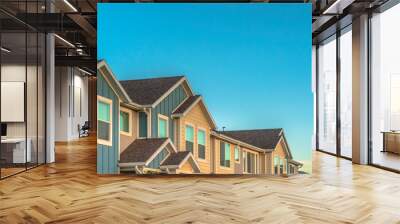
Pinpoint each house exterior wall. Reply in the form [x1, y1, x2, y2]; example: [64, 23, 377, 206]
[271, 139, 289, 175]
[234, 146, 243, 174]
[119, 106, 138, 153]
[151, 84, 187, 141]
[97, 70, 120, 174]
[178, 103, 212, 173]
[265, 153, 273, 175]
[178, 161, 194, 173]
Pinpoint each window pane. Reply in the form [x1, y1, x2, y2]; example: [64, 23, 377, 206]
[318, 36, 337, 154]
[234, 146, 239, 161]
[371, 4, 400, 171]
[186, 141, 194, 153]
[185, 125, 194, 142]
[98, 101, 110, 122]
[198, 130, 205, 145]
[98, 120, 110, 141]
[120, 111, 129, 133]
[198, 145, 205, 159]
[224, 143, 230, 167]
[158, 118, 167, 137]
[340, 28, 352, 158]
[220, 141, 225, 166]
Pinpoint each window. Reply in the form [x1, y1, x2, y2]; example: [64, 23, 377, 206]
[371, 4, 400, 171]
[120, 108, 131, 136]
[138, 112, 147, 138]
[220, 141, 230, 167]
[243, 151, 247, 172]
[234, 146, 240, 162]
[337, 27, 353, 158]
[317, 35, 337, 154]
[197, 129, 206, 159]
[185, 125, 194, 153]
[97, 96, 112, 146]
[158, 114, 168, 138]
[243, 151, 256, 173]
[274, 156, 280, 175]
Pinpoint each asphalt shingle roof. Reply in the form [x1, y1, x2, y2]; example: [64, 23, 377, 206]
[161, 151, 191, 166]
[172, 95, 201, 115]
[119, 76, 184, 105]
[219, 128, 283, 150]
[120, 138, 168, 163]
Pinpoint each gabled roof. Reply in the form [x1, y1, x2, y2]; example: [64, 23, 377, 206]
[161, 151, 190, 166]
[160, 151, 201, 173]
[119, 138, 176, 166]
[97, 60, 141, 110]
[211, 131, 266, 153]
[119, 76, 190, 106]
[288, 159, 303, 167]
[172, 95, 201, 115]
[219, 129, 283, 150]
[171, 95, 217, 129]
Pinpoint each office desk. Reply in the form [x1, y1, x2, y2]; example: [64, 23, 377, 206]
[382, 131, 400, 154]
[1, 138, 31, 163]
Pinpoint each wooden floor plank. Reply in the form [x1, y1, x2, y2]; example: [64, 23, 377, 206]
[0, 135, 399, 223]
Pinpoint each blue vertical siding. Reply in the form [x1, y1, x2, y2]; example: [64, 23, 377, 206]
[148, 148, 168, 168]
[139, 112, 147, 137]
[97, 68, 119, 174]
[151, 85, 187, 142]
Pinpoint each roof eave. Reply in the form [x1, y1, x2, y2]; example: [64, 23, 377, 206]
[211, 131, 266, 153]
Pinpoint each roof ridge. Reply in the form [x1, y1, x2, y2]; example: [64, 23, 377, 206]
[222, 128, 283, 132]
[119, 75, 185, 82]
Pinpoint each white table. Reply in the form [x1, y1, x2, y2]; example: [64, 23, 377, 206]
[1, 138, 31, 163]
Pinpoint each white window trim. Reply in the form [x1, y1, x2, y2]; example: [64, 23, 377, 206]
[158, 113, 169, 137]
[97, 95, 112, 146]
[197, 127, 207, 161]
[120, 107, 132, 136]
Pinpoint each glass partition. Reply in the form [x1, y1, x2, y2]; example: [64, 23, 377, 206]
[317, 35, 337, 154]
[371, 3, 400, 171]
[0, 2, 46, 179]
[339, 26, 352, 158]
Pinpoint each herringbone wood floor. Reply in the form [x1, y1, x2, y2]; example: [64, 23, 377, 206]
[1, 136, 400, 224]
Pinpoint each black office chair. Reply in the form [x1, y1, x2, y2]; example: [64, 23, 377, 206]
[78, 121, 90, 138]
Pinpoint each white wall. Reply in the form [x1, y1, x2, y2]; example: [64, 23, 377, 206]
[54, 67, 89, 141]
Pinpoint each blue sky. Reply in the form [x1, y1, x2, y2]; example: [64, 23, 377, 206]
[98, 3, 312, 161]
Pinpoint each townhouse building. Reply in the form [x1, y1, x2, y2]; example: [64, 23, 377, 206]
[97, 60, 302, 175]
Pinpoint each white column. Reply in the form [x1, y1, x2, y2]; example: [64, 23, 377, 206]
[46, 32, 55, 163]
[352, 14, 369, 164]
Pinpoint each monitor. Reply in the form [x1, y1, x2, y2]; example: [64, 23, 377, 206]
[1, 123, 7, 137]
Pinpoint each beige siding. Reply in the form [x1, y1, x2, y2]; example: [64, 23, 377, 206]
[271, 139, 289, 175]
[178, 103, 213, 173]
[265, 152, 273, 175]
[120, 107, 138, 153]
[178, 161, 194, 173]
